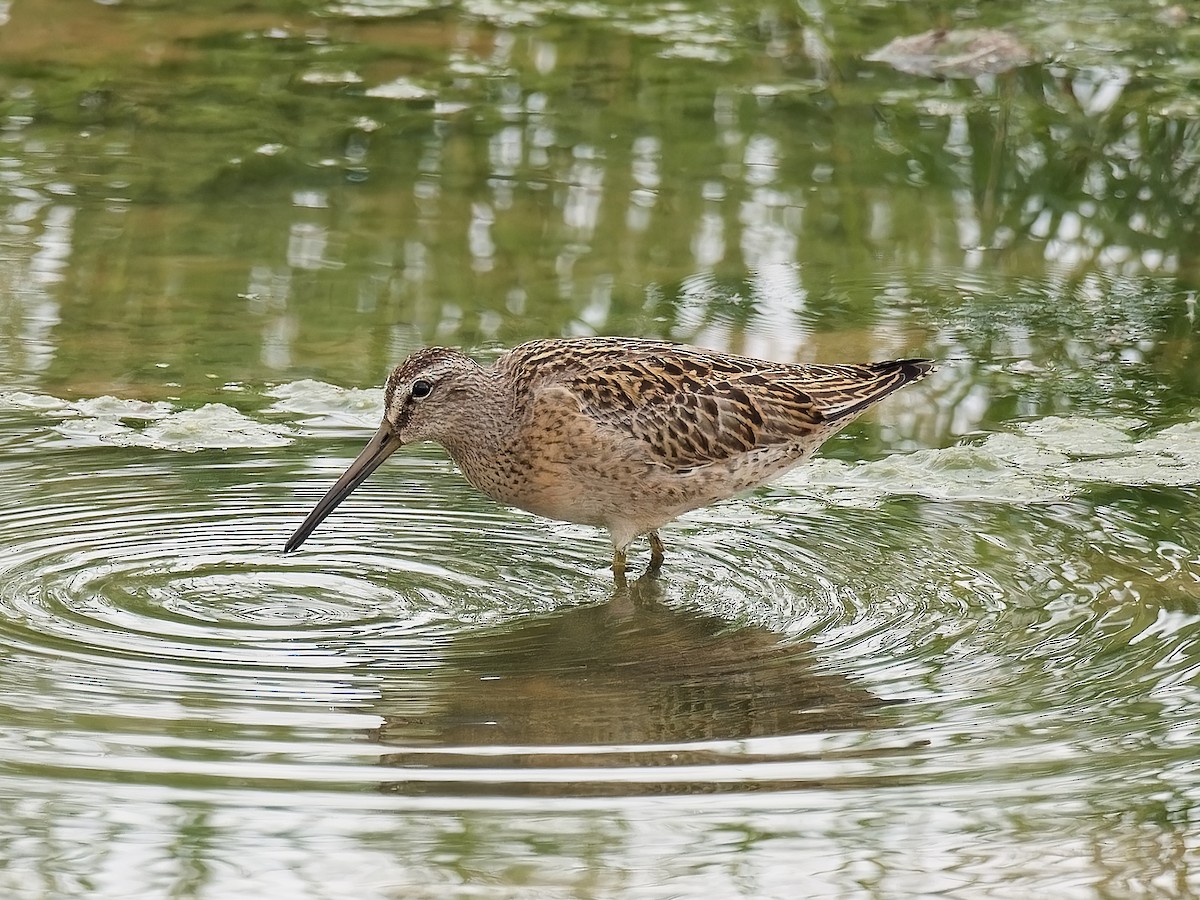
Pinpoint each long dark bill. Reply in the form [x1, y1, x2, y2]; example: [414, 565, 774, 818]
[283, 422, 405, 552]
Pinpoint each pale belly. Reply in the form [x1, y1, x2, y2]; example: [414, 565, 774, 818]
[451, 436, 824, 541]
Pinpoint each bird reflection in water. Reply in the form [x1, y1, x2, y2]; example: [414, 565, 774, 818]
[370, 576, 890, 795]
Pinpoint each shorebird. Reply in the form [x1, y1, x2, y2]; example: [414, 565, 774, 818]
[284, 337, 933, 579]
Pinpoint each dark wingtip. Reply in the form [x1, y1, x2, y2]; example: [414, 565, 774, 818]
[874, 357, 936, 382]
[818, 357, 937, 422]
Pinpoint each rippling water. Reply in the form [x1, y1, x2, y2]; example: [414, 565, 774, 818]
[4, 0, 1200, 891]
[2, 378, 1198, 895]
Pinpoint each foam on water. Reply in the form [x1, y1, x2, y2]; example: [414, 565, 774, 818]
[2, 390, 296, 451]
[796, 414, 1200, 505]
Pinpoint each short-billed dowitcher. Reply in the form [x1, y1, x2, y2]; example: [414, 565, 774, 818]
[284, 337, 933, 578]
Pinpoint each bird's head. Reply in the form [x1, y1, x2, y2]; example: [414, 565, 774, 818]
[283, 347, 485, 552]
[381, 347, 486, 445]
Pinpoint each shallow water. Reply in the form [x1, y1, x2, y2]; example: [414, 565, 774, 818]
[2, 0, 1200, 897]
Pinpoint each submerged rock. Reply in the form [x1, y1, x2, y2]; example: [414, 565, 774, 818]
[866, 28, 1036, 79]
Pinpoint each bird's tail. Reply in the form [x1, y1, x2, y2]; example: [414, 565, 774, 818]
[814, 358, 936, 422]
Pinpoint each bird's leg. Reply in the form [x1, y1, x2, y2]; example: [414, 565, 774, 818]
[647, 531, 665, 572]
[612, 546, 628, 585]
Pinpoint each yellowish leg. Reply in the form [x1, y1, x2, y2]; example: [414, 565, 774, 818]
[612, 546, 628, 584]
[647, 531, 665, 572]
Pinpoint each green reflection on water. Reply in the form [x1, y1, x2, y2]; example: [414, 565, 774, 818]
[1, 0, 1200, 897]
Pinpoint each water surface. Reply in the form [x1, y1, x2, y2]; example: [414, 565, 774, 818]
[1, 0, 1199, 897]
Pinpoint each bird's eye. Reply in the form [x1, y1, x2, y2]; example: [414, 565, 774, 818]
[411, 379, 433, 399]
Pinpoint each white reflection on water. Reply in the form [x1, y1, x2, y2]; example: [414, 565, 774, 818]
[487, 124, 522, 178]
[31, 203, 73, 286]
[563, 144, 604, 237]
[0, 188, 67, 381]
[691, 200, 726, 269]
[0, 784, 1192, 898]
[286, 222, 329, 271]
[467, 201, 495, 272]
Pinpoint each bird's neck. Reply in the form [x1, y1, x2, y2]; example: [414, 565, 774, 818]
[438, 374, 520, 474]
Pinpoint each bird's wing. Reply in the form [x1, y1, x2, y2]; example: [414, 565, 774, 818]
[507, 340, 931, 471]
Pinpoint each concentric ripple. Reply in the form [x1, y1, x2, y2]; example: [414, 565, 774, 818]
[2, 389, 1200, 812]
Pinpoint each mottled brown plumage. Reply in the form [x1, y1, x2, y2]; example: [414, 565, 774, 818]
[285, 337, 934, 578]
